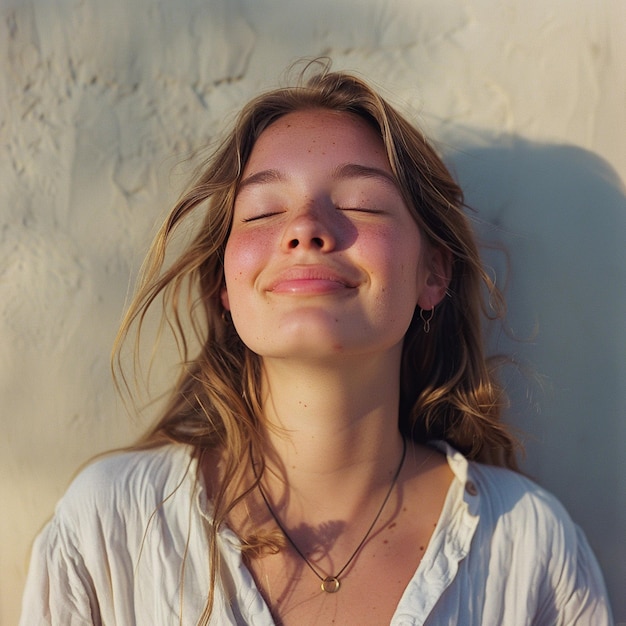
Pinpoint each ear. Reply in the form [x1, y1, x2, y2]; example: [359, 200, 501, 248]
[220, 284, 230, 311]
[417, 246, 451, 309]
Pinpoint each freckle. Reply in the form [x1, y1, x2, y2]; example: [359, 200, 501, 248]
[420, 545, 425, 551]
[383, 539, 388, 544]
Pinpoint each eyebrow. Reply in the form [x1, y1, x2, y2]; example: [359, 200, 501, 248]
[237, 169, 286, 192]
[332, 163, 399, 189]
[237, 163, 399, 193]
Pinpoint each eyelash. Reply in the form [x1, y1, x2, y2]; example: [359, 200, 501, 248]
[338, 207, 382, 213]
[241, 207, 383, 223]
[241, 211, 283, 223]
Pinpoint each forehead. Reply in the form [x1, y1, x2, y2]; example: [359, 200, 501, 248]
[245, 109, 390, 170]
[263, 108, 378, 135]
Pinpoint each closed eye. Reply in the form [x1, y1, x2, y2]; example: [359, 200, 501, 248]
[337, 206, 384, 214]
[241, 211, 284, 223]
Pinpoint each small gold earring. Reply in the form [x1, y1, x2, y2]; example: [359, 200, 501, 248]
[420, 307, 434, 334]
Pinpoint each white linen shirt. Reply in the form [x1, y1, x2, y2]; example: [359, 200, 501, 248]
[20, 444, 613, 625]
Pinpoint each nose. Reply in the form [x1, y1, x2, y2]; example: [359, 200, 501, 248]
[281, 206, 336, 252]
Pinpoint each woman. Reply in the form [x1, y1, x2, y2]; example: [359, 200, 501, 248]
[21, 67, 613, 625]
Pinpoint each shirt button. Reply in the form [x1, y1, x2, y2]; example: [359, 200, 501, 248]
[465, 481, 478, 496]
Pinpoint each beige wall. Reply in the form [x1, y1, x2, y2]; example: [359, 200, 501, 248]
[2, 1, 625, 623]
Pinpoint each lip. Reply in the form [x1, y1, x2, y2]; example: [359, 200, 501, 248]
[267, 265, 359, 295]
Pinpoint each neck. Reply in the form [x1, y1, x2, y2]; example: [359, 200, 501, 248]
[255, 352, 405, 519]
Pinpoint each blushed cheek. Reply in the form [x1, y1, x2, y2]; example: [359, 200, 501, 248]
[224, 236, 248, 278]
[223, 231, 270, 289]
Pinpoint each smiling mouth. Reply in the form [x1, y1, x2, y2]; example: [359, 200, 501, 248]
[268, 267, 358, 295]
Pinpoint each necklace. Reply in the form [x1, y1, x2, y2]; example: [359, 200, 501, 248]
[252, 438, 407, 593]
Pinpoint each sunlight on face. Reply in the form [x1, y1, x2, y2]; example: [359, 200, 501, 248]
[222, 109, 436, 363]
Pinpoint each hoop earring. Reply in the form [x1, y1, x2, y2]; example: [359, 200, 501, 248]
[420, 307, 434, 334]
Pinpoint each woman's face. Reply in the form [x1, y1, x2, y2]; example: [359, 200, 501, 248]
[222, 108, 447, 362]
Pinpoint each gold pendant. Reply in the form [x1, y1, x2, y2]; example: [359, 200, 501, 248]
[321, 576, 340, 593]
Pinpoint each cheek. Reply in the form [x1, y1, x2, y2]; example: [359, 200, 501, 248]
[224, 232, 266, 285]
[223, 228, 278, 314]
[359, 226, 423, 287]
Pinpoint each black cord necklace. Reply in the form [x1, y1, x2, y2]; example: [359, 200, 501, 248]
[252, 438, 407, 593]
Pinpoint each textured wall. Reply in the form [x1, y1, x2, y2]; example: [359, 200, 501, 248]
[2, 1, 625, 623]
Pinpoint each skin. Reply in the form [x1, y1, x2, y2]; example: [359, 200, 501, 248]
[223, 109, 442, 362]
[218, 109, 453, 625]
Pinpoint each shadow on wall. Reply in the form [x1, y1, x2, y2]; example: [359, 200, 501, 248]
[444, 130, 626, 621]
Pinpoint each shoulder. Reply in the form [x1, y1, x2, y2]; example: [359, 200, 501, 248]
[440, 446, 613, 622]
[21, 445, 212, 624]
[443, 444, 574, 533]
[472, 462, 578, 541]
[56, 444, 197, 527]
[443, 444, 596, 573]
[64, 443, 195, 499]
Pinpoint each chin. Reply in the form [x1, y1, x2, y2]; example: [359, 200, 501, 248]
[235, 312, 407, 361]
[248, 337, 350, 360]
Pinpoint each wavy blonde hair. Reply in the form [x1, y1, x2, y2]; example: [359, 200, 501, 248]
[114, 63, 518, 621]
